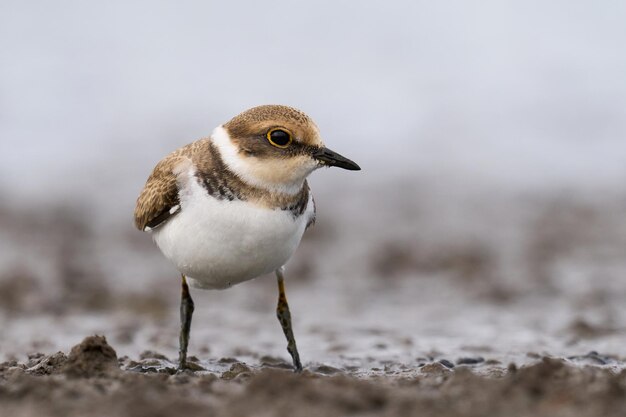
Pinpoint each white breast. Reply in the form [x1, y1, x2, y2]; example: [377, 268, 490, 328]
[152, 167, 313, 290]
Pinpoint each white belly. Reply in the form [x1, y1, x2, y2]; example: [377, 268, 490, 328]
[152, 173, 313, 290]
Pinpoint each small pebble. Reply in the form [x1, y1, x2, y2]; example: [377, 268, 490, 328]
[314, 365, 342, 375]
[218, 357, 239, 364]
[439, 359, 455, 369]
[457, 357, 484, 365]
[221, 363, 251, 380]
[421, 362, 452, 375]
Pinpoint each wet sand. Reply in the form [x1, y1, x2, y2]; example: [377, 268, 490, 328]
[1, 335, 625, 417]
[1, 181, 626, 416]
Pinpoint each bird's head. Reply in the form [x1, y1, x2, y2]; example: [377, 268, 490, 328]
[212, 105, 360, 194]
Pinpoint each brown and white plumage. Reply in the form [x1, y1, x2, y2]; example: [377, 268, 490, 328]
[133, 105, 360, 370]
[134, 105, 334, 232]
[134, 140, 204, 231]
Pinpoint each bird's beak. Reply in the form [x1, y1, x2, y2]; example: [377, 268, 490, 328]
[312, 147, 361, 171]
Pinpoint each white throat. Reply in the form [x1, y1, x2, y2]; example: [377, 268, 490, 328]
[211, 125, 315, 195]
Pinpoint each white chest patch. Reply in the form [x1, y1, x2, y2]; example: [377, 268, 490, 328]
[152, 167, 313, 290]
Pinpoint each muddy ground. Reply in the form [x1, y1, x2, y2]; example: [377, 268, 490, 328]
[1, 335, 626, 417]
[1, 180, 626, 416]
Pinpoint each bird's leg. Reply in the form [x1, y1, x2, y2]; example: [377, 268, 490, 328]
[178, 274, 195, 371]
[275, 267, 303, 372]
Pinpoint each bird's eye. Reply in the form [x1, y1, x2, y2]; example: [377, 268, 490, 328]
[266, 128, 292, 148]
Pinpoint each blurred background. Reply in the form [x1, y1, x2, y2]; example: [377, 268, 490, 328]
[1, 1, 625, 369]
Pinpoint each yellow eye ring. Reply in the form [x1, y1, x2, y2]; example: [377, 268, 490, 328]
[266, 128, 293, 148]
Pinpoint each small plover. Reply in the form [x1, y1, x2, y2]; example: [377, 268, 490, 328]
[134, 105, 360, 371]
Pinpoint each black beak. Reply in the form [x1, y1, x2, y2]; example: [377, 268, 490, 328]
[313, 147, 361, 171]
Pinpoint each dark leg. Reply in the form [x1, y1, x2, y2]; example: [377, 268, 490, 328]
[178, 274, 195, 371]
[275, 267, 303, 372]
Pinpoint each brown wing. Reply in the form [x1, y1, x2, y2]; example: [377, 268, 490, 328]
[133, 158, 182, 231]
[135, 139, 210, 230]
[134, 141, 208, 231]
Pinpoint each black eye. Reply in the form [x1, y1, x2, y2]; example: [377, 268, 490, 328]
[267, 128, 292, 148]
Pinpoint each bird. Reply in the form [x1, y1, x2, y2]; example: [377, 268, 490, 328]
[134, 105, 360, 372]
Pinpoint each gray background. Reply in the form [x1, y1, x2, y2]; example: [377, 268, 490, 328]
[2, 0, 625, 202]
